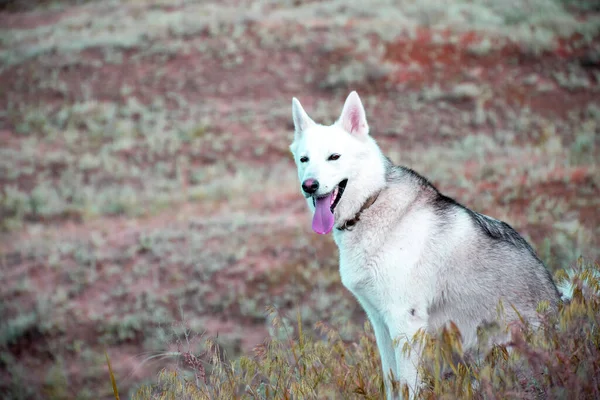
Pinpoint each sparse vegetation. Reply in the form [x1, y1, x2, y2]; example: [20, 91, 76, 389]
[0, 0, 598, 398]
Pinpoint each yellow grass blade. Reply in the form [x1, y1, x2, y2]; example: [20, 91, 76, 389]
[105, 350, 121, 400]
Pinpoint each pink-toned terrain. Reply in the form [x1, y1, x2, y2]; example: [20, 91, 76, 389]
[0, 1, 598, 398]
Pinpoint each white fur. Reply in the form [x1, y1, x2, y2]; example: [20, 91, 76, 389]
[291, 92, 430, 398]
[291, 93, 386, 220]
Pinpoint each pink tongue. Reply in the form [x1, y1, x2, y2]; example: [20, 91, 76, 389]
[312, 194, 335, 234]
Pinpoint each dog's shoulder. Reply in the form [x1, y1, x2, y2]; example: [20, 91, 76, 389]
[431, 192, 535, 252]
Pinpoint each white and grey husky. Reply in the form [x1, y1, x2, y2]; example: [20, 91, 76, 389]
[289, 91, 561, 399]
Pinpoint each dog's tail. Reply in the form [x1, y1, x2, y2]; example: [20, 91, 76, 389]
[555, 260, 600, 303]
[557, 278, 576, 303]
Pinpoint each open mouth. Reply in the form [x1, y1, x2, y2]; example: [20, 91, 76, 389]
[312, 179, 348, 212]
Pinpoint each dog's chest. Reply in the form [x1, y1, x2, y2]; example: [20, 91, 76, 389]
[334, 222, 424, 305]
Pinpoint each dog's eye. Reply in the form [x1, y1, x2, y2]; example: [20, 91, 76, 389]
[300, 156, 309, 163]
[328, 154, 341, 161]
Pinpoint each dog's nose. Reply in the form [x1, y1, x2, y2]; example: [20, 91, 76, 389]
[302, 178, 319, 194]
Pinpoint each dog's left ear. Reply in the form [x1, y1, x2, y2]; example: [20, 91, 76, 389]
[292, 97, 315, 136]
[338, 91, 369, 139]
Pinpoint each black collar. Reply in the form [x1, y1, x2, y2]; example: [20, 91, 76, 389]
[337, 191, 381, 231]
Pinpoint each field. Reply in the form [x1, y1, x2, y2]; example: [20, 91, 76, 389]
[1, 0, 599, 398]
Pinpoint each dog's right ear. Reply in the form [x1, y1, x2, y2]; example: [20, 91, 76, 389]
[292, 97, 315, 136]
[338, 91, 369, 139]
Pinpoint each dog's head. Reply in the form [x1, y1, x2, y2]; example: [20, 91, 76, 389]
[289, 91, 386, 234]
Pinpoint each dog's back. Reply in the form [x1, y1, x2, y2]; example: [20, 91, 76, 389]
[384, 162, 560, 347]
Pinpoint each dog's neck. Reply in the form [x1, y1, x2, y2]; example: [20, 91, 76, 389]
[337, 190, 381, 231]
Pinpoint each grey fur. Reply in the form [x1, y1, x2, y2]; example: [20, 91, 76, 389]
[379, 160, 560, 347]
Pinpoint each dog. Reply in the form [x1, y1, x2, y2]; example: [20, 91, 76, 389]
[289, 91, 561, 399]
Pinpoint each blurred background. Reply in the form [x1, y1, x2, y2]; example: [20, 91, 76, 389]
[0, 0, 598, 398]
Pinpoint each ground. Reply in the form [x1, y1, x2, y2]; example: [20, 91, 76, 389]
[0, 0, 599, 398]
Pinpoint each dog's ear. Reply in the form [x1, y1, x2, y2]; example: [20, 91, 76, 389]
[292, 97, 315, 135]
[338, 91, 369, 139]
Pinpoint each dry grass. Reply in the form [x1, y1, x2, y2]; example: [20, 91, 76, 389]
[125, 260, 600, 399]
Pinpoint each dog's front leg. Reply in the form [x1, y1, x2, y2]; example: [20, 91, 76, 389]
[387, 307, 427, 399]
[365, 311, 397, 399]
